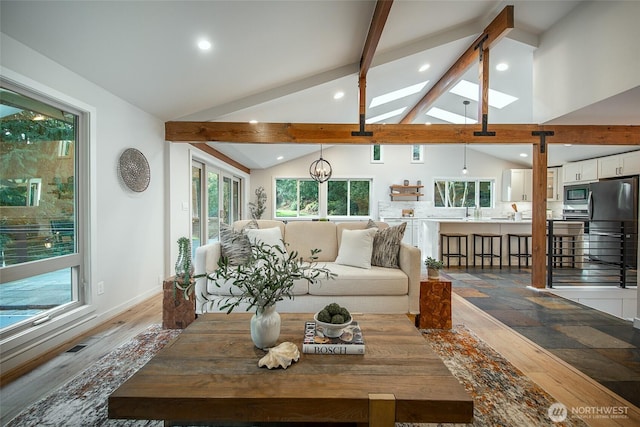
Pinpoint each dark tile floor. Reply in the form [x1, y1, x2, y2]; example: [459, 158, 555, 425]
[444, 267, 640, 408]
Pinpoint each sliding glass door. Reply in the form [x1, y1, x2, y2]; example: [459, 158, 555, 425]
[191, 161, 241, 254]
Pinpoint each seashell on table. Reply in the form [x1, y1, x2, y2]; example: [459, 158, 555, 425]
[258, 341, 300, 369]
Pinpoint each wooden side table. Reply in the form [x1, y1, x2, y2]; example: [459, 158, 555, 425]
[417, 277, 452, 329]
[162, 277, 196, 329]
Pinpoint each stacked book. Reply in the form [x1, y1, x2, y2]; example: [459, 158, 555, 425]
[302, 321, 365, 355]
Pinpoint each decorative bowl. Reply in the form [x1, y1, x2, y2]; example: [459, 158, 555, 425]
[314, 312, 352, 338]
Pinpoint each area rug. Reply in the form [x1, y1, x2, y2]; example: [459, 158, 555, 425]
[6, 324, 181, 427]
[7, 324, 587, 427]
[410, 325, 588, 427]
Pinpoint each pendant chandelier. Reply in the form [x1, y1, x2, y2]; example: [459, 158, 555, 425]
[462, 100, 470, 175]
[309, 145, 332, 183]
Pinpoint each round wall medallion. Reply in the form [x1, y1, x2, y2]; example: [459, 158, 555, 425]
[118, 148, 150, 192]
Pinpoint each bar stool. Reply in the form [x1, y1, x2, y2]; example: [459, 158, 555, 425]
[440, 233, 468, 268]
[472, 233, 502, 269]
[507, 233, 532, 268]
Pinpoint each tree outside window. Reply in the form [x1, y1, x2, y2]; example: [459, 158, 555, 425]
[328, 179, 370, 217]
[275, 178, 318, 217]
[434, 179, 493, 208]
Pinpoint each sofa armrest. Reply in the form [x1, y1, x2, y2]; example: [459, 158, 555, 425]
[194, 242, 222, 314]
[398, 243, 421, 314]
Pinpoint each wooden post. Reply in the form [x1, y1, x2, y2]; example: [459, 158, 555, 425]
[369, 393, 396, 427]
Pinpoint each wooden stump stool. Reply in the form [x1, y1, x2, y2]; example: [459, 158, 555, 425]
[162, 277, 196, 329]
[417, 277, 452, 329]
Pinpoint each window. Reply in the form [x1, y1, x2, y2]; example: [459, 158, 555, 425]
[1, 84, 84, 334]
[275, 179, 318, 218]
[275, 178, 371, 218]
[327, 179, 371, 217]
[370, 144, 383, 163]
[434, 178, 493, 208]
[411, 145, 424, 163]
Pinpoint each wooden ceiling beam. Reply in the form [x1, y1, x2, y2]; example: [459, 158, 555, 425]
[355, 0, 393, 135]
[166, 122, 640, 145]
[399, 5, 514, 124]
[189, 142, 251, 174]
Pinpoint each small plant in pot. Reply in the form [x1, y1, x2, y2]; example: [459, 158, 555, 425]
[425, 256, 444, 278]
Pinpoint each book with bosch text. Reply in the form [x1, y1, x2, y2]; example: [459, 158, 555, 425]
[302, 321, 365, 355]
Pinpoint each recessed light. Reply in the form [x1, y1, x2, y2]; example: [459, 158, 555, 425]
[249, 120, 258, 124]
[496, 63, 509, 71]
[197, 40, 212, 50]
[333, 91, 345, 100]
[419, 64, 430, 72]
[425, 122, 432, 126]
[564, 144, 573, 147]
[519, 153, 528, 158]
[277, 156, 284, 161]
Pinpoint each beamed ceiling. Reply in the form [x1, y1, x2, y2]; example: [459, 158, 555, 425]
[2, 0, 638, 171]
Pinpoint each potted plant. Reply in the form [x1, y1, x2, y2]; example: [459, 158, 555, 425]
[425, 256, 444, 278]
[208, 240, 335, 349]
[248, 186, 267, 220]
[173, 237, 196, 299]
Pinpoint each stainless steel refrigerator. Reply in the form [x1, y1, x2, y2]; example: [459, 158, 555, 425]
[588, 176, 638, 268]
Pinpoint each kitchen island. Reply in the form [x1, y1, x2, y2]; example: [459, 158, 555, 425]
[422, 218, 584, 267]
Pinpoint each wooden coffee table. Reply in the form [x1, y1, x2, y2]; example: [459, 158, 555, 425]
[109, 313, 473, 426]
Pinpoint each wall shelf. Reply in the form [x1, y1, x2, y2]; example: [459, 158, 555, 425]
[390, 185, 424, 201]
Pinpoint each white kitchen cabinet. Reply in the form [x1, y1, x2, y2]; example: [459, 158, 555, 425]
[598, 150, 640, 178]
[502, 169, 532, 202]
[547, 167, 563, 201]
[563, 159, 598, 183]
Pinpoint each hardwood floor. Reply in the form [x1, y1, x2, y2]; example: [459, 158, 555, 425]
[2, 291, 639, 426]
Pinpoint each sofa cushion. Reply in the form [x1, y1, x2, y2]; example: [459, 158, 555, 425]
[245, 227, 287, 259]
[219, 221, 257, 265]
[309, 263, 408, 296]
[206, 275, 309, 297]
[335, 228, 377, 269]
[336, 221, 388, 247]
[284, 221, 337, 262]
[367, 220, 406, 268]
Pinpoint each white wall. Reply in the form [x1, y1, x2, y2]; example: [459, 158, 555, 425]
[249, 144, 538, 220]
[1, 33, 167, 370]
[533, 1, 640, 123]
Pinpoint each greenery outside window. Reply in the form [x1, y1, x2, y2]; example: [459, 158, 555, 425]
[327, 179, 371, 217]
[434, 178, 493, 208]
[275, 178, 318, 217]
[1, 83, 84, 335]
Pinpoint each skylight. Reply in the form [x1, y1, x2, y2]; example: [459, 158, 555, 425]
[450, 80, 518, 109]
[425, 107, 478, 124]
[366, 107, 407, 124]
[369, 81, 428, 108]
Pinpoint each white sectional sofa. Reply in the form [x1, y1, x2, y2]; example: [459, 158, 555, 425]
[194, 220, 421, 315]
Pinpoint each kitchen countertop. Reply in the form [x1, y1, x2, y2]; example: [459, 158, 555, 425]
[423, 218, 532, 224]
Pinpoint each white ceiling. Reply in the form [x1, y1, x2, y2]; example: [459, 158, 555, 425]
[1, 0, 638, 170]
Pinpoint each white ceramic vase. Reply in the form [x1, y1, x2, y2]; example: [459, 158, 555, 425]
[250, 305, 281, 349]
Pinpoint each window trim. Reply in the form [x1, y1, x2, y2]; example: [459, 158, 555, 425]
[0, 75, 94, 354]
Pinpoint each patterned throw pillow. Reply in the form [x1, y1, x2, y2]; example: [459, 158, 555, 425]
[368, 221, 407, 268]
[219, 221, 258, 265]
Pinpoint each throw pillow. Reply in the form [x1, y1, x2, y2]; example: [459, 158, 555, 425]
[245, 227, 287, 257]
[370, 222, 407, 268]
[335, 228, 377, 269]
[219, 222, 252, 265]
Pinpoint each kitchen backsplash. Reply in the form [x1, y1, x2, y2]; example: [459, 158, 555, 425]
[378, 200, 564, 220]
